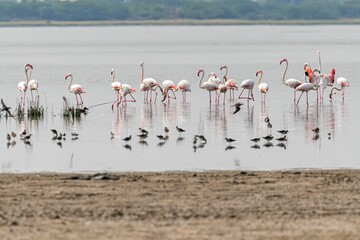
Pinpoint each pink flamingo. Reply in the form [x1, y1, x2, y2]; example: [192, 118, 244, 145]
[139, 62, 161, 102]
[176, 79, 191, 102]
[161, 80, 177, 102]
[26, 63, 40, 106]
[110, 69, 121, 109]
[220, 65, 238, 100]
[238, 77, 255, 101]
[119, 84, 136, 105]
[65, 73, 86, 107]
[329, 77, 349, 100]
[198, 69, 219, 104]
[256, 69, 269, 103]
[295, 83, 317, 105]
[18, 63, 32, 108]
[280, 58, 303, 102]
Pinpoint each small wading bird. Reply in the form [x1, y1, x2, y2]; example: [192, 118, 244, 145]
[176, 126, 185, 133]
[231, 102, 243, 114]
[65, 73, 86, 107]
[225, 138, 236, 144]
[280, 58, 303, 103]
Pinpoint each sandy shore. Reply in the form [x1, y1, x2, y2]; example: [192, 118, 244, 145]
[0, 170, 360, 239]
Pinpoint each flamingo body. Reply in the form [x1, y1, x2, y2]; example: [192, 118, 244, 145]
[162, 80, 177, 102]
[65, 73, 85, 107]
[295, 83, 317, 105]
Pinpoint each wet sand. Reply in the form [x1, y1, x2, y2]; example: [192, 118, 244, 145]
[0, 170, 360, 239]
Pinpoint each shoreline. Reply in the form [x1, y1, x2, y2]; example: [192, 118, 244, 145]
[1, 169, 360, 239]
[1, 19, 360, 27]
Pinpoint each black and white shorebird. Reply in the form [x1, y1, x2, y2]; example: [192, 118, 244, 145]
[250, 137, 260, 143]
[139, 127, 149, 135]
[312, 127, 320, 134]
[123, 135, 132, 142]
[225, 138, 236, 144]
[277, 130, 289, 135]
[275, 135, 287, 141]
[176, 126, 185, 133]
[157, 135, 166, 141]
[231, 102, 243, 114]
[164, 127, 169, 134]
[263, 134, 273, 141]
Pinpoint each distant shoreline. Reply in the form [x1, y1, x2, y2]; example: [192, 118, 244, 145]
[1, 19, 360, 27]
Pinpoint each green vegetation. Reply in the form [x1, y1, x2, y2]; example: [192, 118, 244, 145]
[0, 0, 360, 22]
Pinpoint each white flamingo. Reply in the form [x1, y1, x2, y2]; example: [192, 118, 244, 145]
[238, 77, 255, 101]
[176, 79, 191, 102]
[198, 69, 219, 104]
[26, 63, 40, 106]
[18, 63, 32, 108]
[220, 65, 238, 100]
[139, 62, 161, 102]
[161, 80, 177, 102]
[110, 69, 121, 109]
[217, 79, 228, 105]
[295, 83, 317, 105]
[256, 69, 269, 103]
[65, 73, 86, 107]
[119, 84, 136, 105]
[280, 58, 303, 102]
[329, 77, 350, 100]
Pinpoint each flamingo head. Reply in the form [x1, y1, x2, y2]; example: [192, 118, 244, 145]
[303, 63, 311, 70]
[255, 69, 262, 77]
[208, 72, 217, 78]
[197, 68, 204, 77]
[111, 69, 115, 75]
[140, 61, 144, 67]
[220, 65, 227, 70]
[65, 73, 72, 80]
[24, 63, 33, 70]
[280, 58, 287, 65]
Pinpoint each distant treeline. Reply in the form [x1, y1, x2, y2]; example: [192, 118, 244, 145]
[0, 0, 360, 21]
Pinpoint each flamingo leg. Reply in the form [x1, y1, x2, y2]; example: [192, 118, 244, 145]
[296, 91, 304, 105]
[238, 88, 245, 99]
[209, 91, 212, 104]
[306, 92, 309, 106]
[223, 93, 226, 105]
[251, 89, 254, 101]
[342, 88, 345, 100]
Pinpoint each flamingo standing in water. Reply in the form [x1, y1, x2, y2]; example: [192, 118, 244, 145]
[217, 79, 228, 105]
[176, 79, 191, 102]
[26, 64, 40, 106]
[256, 69, 269, 103]
[65, 73, 86, 107]
[238, 77, 255, 101]
[161, 80, 177, 102]
[18, 63, 32, 108]
[295, 83, 317, 105]
[119, 83, 136, 105]
[280, 58, 303, 102]
[329, 77, 350, 100]
[220, 65, 238, 100]
[110, 69, 121, 109]
[139, 62, 161, 102]
[198, 69, 219, 104]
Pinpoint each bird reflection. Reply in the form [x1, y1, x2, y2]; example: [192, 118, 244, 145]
[139, 140, 148, 146]
[251, 144, 260, 149]
[276, 143, 287, 149]
[176, 137, 185, 143]
[225, 145, 236, 151]
[123, 144, 132, 150]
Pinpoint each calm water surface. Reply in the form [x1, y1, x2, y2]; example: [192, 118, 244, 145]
[0, 25, 359, 173]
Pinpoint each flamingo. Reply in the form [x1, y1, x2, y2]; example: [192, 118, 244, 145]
[217, 78, 228, 105]
[329, 77, 349, 100]
[294, 83, 317, 105]
[176, 79, 191, 102]
[256, 69, 269, 103]
[65, 73, 86, 107]
[110, 69, 121, 109]
[280, 58, 303, 102]
[119, 84, 136, 105]
[18, 63, 32, 108]
[198, 69, 219, 104]
[139, 62, 161, 102]
[238, 77, 255, 101]
[220, 65, 238, 100]
[161, 80, 176, 102]
[26, 63, 40, 106]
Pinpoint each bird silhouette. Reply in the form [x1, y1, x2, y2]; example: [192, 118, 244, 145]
[123, 135, 132, 142]
[176, 126, 185, 133]
[231, 102, 243, 114]
[250, 137, 260, 143]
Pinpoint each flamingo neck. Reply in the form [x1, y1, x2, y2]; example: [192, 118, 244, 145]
[111, 71, 115, 83]
[257, 72, 263, 86]
[140, 64, 144, 84]
[281, 61, 288, 84]
[317, 50, 322, 72]
[67, 75, 73, 91]
[198, 71, 205, 89]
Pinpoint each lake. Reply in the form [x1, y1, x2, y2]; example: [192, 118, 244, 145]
[0, 25, 359, 173]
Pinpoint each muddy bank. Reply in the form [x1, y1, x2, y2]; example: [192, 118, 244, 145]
[0, 170, 359, 239]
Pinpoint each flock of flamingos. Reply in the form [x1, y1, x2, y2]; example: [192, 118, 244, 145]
[16, 50, 349, 112]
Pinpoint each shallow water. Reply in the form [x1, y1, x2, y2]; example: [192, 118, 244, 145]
[0, 25, 359, 173]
